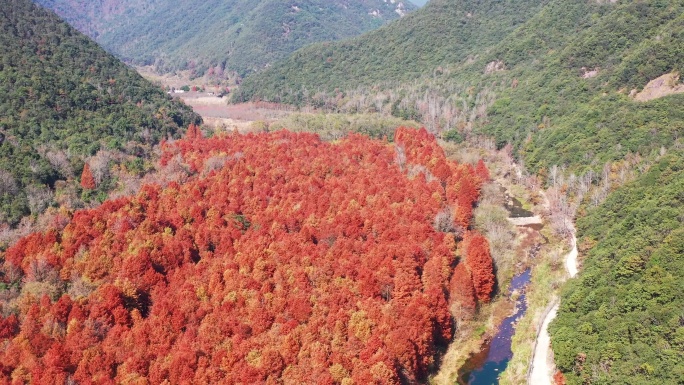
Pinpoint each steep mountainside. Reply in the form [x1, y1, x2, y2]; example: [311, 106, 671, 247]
[478, 0, 684, 172]
[0, 0, 200, 227]
[234, 1, 684, 383]
[551, 150, 684, 384]
[34, 0, 416, 77]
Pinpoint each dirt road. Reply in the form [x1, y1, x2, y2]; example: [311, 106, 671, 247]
[528, 230, 577, 384]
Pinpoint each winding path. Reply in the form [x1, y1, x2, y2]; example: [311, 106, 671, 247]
[564, 225, 578, 278]
[528, 226, 577, 384]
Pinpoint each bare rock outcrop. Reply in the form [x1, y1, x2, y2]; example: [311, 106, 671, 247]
[633, 72, 684, 102]
[485, 60, 505, 74]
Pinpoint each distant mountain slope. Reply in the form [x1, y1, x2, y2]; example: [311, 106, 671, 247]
[234, 0, 549, 101]
[0, 0, 200, 227]
[34, 0, 416, 77]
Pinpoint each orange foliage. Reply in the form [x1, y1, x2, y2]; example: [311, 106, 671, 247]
[0, 127, 491, 383]
[80, 163, 95, 190]
[463, 231, 496, 303]
[553, 370, 567, 385]
[184, 122, 202, 140]
[449, 263, 477, 315]
[475, 159, 491, 182]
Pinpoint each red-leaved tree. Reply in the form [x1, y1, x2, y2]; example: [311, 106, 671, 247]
[463, 231, 495, 303]
[80, 163, 96, 190]
[0, 127, 492, 384]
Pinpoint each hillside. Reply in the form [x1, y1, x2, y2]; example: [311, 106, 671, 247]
[233, 0, 684, 383]
[34, 0, 416, 78]
[234, 0, 550, 102]
[479, 0, 684, 172]
[550, 150, 684, 384]
[0, 0, 200, 227]
[237, 0, 684, 173]
[0, 128, 494, 383]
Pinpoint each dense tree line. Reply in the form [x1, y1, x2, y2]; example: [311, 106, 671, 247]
[0, 127, 494, 383]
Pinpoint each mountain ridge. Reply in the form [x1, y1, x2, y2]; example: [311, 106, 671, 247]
[34, 0, 417, 78]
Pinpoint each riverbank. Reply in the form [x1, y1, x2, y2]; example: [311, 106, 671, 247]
[430, 146, 534, 385]
[494, 184, 571, 385]
[528, 228, 577, 384]
[430, 298, 518, 384]
[428, 144, 577, 385]
[457, 269, 532, 384]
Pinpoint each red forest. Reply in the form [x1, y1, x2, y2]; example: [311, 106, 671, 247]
[0, 127, 493, 384]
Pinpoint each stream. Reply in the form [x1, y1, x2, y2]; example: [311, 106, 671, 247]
[456, 186, 541, 384]
[457, 269, 531, 385]
[503, 189, 534, 218]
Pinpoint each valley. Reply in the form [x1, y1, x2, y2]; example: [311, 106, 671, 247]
[170, 95, 289, 132]
[36, 0, 416, 78]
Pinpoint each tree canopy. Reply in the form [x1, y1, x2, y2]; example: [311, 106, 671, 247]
[0, 128, 494, 383]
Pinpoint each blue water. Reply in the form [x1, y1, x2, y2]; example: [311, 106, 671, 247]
[458, 269, 531, 384]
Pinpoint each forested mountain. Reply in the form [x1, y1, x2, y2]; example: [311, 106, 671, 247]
[551, 150, 684, 384]
[0, 0, 200, 227]
[0, 127, 494, 383]
[33, 0, 416, 77]
[234, 0, 684, 383]
[238, 0, 684, 179]
[234, 0, 550, 100]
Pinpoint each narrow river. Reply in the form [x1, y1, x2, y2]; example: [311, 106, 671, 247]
[457, 269, 531, 384]
[456, 187, 542, 384]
